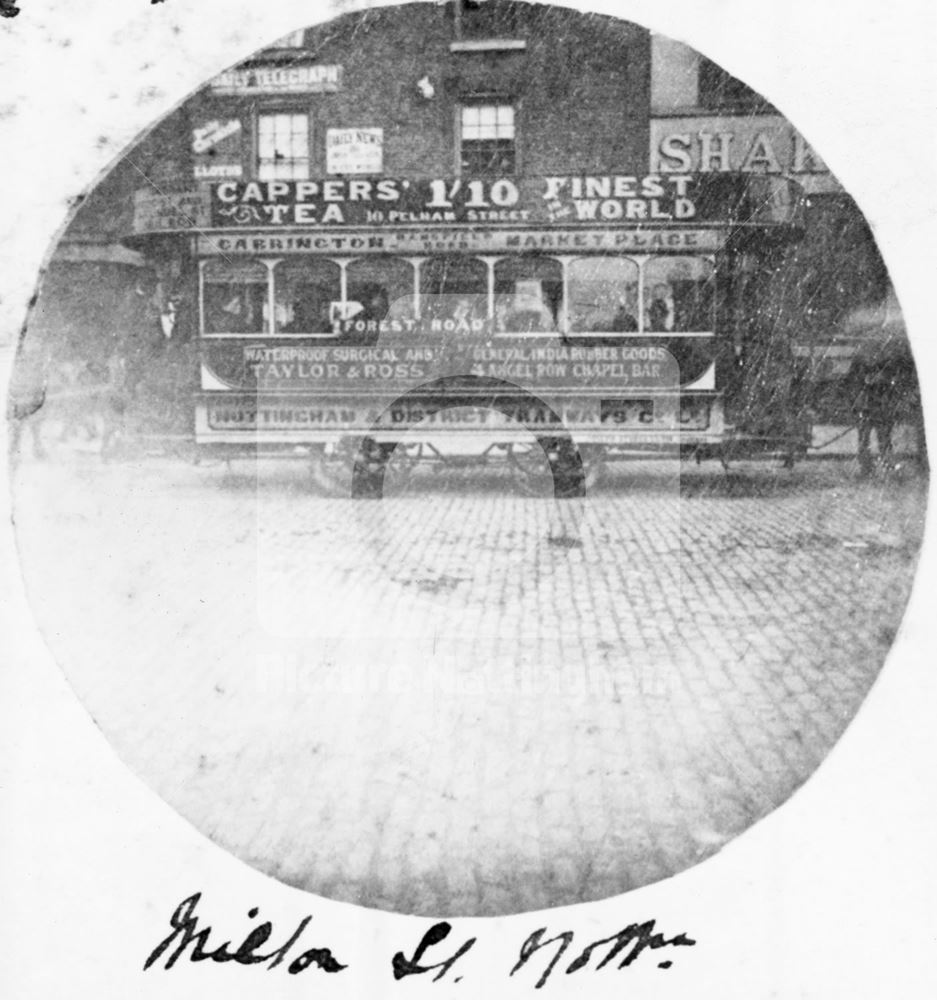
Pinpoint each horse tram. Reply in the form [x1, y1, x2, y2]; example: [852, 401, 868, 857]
[128, 171, 809, 496]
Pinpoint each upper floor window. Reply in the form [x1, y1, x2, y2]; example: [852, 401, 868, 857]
[456, 0, 521, 41]
[459, 103, 515, 175]
[270, 29, 306, 49]
[257, 113, 310, 180]
[697, 57, 770, 112]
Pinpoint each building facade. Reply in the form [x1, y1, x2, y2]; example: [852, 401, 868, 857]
[649, 32, 891, 410]
[32, 1, 884, 443]
[183, 3, 651, 185]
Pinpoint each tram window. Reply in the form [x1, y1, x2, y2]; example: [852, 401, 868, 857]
[346, 258, 416, 324]
[493, 256, 562, 333]
[202, 261, 267, 334]
[567, 257, 639, 334]
[644, 256, 715, 332]
[273, 259, 342, 334]
[420, 256, 488, 326]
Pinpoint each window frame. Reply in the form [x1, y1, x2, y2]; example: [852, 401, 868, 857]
[696, 56, 774, 114]
[456, 98, 518, 177]
[272, 257, 345, 338]
[254, 107, 313, 181]
[199, 258, 272, 337]
[642, 254, 717, 336]
[197, 252, 719, 340]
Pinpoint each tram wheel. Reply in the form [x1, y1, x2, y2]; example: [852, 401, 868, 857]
[308, 441, 356, 497]
[351, 437, 390, 499]
[382, 442, 420, 494]
[545, 438, 586, 499]
[580, 445, 607, 491]
[509, 438, 587, 498]
[508, 441, 554, 497]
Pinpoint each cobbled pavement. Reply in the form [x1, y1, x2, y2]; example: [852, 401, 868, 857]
[10, 451, 928, 915]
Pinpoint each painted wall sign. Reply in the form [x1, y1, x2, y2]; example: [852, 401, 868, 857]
[326, 128, 384, 175]
[192, 118, 243, 180]
[133, 190, 211, 233]
[650, 116, 839, 194]
[208, 63, 342, 95]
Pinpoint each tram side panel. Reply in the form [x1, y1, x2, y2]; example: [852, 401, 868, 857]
[192, 253, 729, 456]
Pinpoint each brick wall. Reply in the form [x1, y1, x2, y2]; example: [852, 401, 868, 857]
[148, 2, 649, 188]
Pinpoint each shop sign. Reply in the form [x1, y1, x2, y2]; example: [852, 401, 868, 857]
[326, 128, 383, 175]
[133, 190, 211, 233]
[650, 116, 839, 193]
[195, 164, 244, 180]
[197, 228, 725, 256]
[208, 63, 342, 95]
[192, 118, 243, 180]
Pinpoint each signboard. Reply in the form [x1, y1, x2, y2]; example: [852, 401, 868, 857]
[132, 190, 211, 234]
[192, 118, 243, 180]
[132, 176, 801, 237]
[201, 399, 707, 435]
[208, 175, 710, 228]
[197, 228, 725, 256]
[205, 401, 597, 432]
[650, 116, 840, 194]
[326, 128, 384, 175]
[200, 341, 689, 392]
[208, 63, 342, 95]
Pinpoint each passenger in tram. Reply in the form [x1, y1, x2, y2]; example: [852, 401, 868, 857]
[608, 301, 639, 332]
[493, 298, 512, 334]
[283, 295, 333, 334]
[342, 286, 389, 344]
[451, 296, 475, 328]
[503, 297, 556, 333]
[356, 287, 390, 324]
[207, 290, 256, 334]
[647, 283, 676, 332]
[498, 278, 556, 334]
[504, 306, 553, 333]
[424, 293, 484, 331]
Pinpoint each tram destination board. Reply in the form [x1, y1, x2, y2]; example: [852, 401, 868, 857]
[197, 227, 726, 255]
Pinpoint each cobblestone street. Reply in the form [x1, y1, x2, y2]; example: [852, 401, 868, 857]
[11, 450, 928, 915]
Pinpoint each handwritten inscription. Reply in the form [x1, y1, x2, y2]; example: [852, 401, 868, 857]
[144, 893, 696, 984]
[143, 893, 346, 975]
[511, 921, 697, 988]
